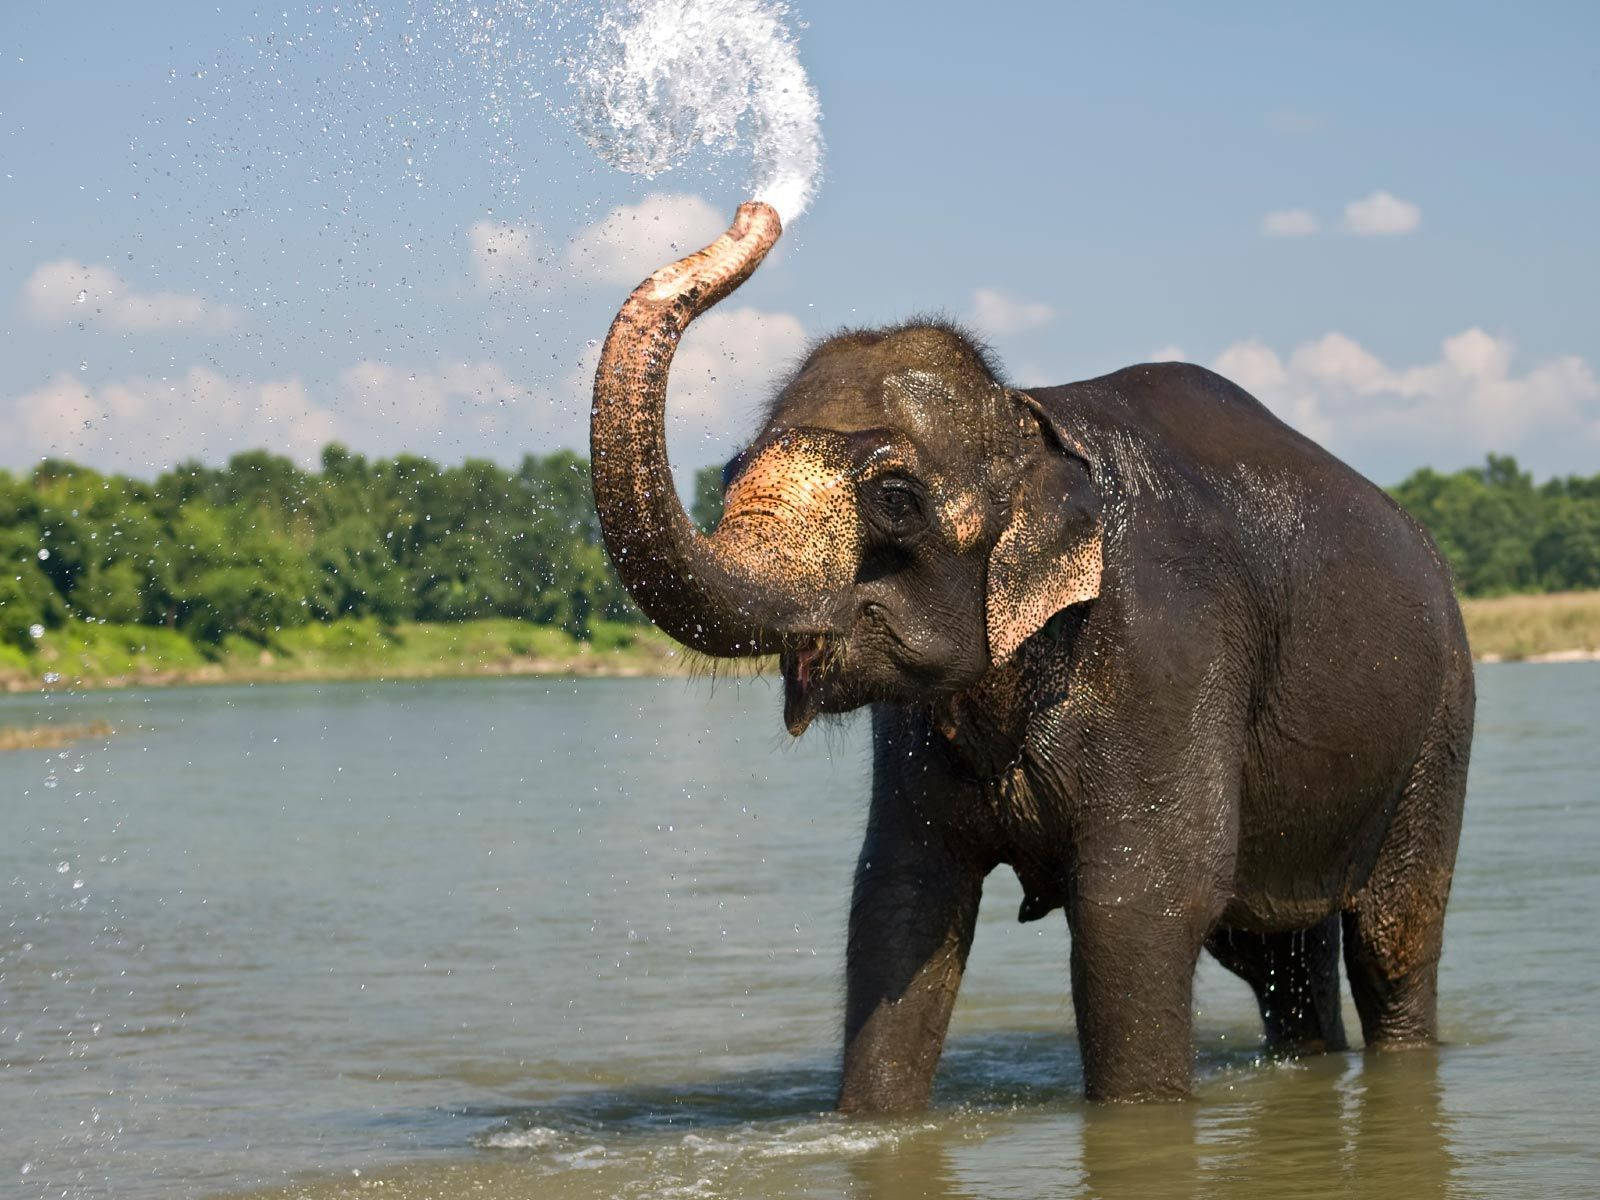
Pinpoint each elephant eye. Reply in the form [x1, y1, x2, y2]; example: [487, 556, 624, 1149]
[864, 477, 927, 539]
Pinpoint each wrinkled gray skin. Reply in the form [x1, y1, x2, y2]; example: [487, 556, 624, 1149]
[589, 216, 1473, 1110]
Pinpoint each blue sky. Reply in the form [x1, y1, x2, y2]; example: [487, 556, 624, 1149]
[3, 0, 1597, 484]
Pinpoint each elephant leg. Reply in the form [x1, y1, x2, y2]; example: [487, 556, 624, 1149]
[1342, 907, 1440, 1048]
[1061, 694, 1242, 1099]
[1067, 884, 1212, 1101]
[1206, 917, 1348, 1053]
[1063, 741, 1240, 1097]
[838, 837, 982, 1114]
[1342, 684, 1470, 1048]
[838, 709, 987, 1115]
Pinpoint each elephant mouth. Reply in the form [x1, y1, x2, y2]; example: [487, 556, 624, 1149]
[781, 633, 837, 736]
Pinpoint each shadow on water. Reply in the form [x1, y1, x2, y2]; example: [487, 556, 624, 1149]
[461, 1062, 840, 1137]
[459, 1032, 1088, 1145]
[432, 1033, 1459, 1200]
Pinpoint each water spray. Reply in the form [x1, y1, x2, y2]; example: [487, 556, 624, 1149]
[570, 0, 824, 226]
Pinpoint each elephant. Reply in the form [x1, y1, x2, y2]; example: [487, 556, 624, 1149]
[588, 202, 1473, 1111]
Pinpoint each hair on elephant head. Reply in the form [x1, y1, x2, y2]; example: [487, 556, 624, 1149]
[590, 204, 1101, 734]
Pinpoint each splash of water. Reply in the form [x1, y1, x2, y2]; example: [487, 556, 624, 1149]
[571, 0, 824, 224]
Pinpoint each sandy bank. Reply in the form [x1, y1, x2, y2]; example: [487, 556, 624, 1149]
[0, 720, 115, 751]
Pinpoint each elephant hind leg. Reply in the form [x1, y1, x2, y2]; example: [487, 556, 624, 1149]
[1341, 676, 1471, 1049]
[1206, 916, 1348, 1054]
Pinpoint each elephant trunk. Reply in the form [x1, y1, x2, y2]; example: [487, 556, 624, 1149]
[589, 201, 791, 657]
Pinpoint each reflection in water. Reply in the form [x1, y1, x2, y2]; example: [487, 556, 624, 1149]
[847, 1124, 978, 1200]
[838, 1049, 1457, 1200]
[1344, 1052, 1457, 1199]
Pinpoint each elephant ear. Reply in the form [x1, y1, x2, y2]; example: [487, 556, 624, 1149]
[986, 394, 1103, 664]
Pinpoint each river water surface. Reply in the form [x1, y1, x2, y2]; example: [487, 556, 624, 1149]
[3, 666, 1598, 1198]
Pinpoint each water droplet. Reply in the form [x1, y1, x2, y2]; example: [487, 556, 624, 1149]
[571, 0, 821, 222]
[28, 623, 44, 639]
[37, 547, 49, 560]
[75, 289, 87, 304]
[57, 861, 71, 874]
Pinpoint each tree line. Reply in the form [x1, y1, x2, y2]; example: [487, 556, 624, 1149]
[2, 448, 1596, 652]
[1390, 454, 1600, 596]
[0, 446, 663, 651]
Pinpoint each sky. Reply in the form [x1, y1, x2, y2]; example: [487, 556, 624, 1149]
[2, 0, 1597, 486]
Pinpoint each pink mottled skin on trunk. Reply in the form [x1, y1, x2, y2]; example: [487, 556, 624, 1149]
[588, 203, 844, 662]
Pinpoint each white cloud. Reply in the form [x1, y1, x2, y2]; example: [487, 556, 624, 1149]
[1212, 337, 1332, 443]
[661, 306, 808, 436]
[1213, 339, 1289, 395]
[466, 221, 544, 289]
[334, 360, 550, 457]
[3, 298, 808, 473]
[467, 193, 735, 292]
[21, 259, 241, 332]
[1343, 190, 1421, 236]
[1261, 208, 1319, 237]
[564, 193, 727, 286]
[2, 360, 560, 472]
[1211, 328, 1600, 467]
[970, 287, 1056, 337]
[8, 190, 810, 474]
[568, 304, 809, 465]
[1288, 331, 1390, 393]
[6, 368, 336, 471]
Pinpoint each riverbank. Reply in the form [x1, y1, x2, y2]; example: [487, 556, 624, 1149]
[1461, 590, 1600, 662]
[0, 719, 115, 750]
[1, 591, 1596, 694]
[0, 617, 692, 693]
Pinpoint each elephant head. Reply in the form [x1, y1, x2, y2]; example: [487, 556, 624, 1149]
[590, 203, 1102, 734]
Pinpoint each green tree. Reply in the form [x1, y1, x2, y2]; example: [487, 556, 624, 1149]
[691, 464, 725, 532]
[0, 538, 64, 649]
[308, 515, 410, 623]
[75, 559, 146, 624]
[1390, 454, 1600, 596]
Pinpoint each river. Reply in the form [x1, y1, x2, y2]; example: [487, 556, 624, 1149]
[3, 665, 1597, 1198]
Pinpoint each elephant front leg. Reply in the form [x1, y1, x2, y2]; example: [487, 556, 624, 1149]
[1067, 887, 1211, 1101]
[1064, 794, 1235, 1103]
[837, 831, 984, 1115]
